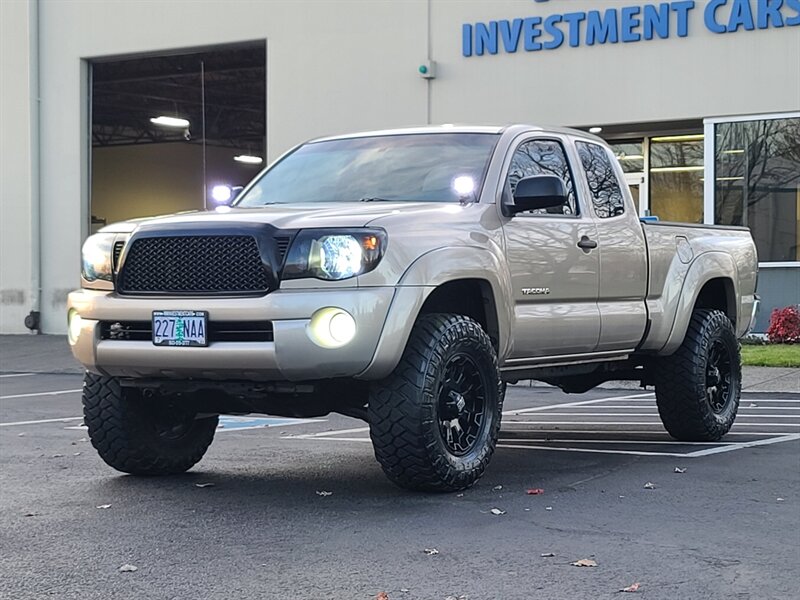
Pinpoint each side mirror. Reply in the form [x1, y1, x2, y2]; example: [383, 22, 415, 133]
[509, 175, 567, 215]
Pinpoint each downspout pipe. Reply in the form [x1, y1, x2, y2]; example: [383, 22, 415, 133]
[24, 0, 42, 333]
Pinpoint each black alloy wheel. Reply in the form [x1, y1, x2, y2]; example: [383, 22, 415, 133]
[705, 338, 734, 414]
[437, 354, 490, 456]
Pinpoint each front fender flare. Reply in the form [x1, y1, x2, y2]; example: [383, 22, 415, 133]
[356, 246, 514, 380]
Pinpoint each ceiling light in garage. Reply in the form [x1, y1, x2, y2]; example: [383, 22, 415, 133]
[150, 115, 190, 128]
[233, 154, 263, 165]
[589, 127, 603, 134]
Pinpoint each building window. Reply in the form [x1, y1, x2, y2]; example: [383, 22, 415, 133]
[649, 134, 705, 224]
[611, 141, 644, 173]
[714, 117, 800, 263]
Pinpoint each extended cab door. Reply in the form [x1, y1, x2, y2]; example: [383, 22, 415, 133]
[573, 140, 648, 351]
[500, 136, 601, 358]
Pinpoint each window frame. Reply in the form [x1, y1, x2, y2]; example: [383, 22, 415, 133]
[497, 134, 586, 219]
[574, 139, 628, 221]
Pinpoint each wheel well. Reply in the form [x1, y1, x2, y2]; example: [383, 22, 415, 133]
[418, 279, 500, 349]
[694, 278, 736, 324]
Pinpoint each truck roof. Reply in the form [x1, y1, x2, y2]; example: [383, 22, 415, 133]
[309, 124, 605, 144]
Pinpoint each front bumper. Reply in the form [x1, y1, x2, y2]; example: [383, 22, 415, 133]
[67, 286, 421, 381]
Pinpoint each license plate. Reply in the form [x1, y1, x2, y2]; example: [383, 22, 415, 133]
[152, 310, 208, 347]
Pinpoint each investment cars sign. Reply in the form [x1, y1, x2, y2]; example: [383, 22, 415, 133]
[462, 0, 800, 56]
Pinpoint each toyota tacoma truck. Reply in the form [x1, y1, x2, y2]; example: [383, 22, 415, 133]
[68, 125, 759, 492]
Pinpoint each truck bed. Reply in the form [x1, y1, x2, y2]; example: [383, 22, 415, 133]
[638, 221, 758, 354]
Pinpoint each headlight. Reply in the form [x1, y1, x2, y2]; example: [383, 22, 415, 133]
[282, 229, 387, 281]
[81, 233, 115, 283]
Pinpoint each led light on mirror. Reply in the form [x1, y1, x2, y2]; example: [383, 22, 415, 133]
[211, 185, 233, 204]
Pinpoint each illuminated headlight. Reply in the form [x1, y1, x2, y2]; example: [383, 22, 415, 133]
[283, 229, 387, 281]
[81, 233, 115, 283]
[307, 307, 357, 348]
[67, 309, 82, 345]
[315, 235, 363, 280]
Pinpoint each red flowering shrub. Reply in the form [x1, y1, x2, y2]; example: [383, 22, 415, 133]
[766, 306, 800, 344]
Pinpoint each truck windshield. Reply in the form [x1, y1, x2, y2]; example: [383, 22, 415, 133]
[235, 133, 500, 206]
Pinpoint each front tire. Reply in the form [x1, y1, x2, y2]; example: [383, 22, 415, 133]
[368, 314, 504, 492]
[82, 373, 218, 475]
[654, 309, 741, 441]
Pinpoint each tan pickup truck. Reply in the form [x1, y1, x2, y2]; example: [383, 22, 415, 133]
[68, 125, 759, 491]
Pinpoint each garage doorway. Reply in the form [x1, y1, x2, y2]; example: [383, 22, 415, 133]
[90, 42, 266, 232]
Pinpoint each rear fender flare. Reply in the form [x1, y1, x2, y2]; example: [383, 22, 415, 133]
[659, 251, 738, 355]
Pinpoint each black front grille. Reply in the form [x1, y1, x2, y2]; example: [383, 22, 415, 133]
[118, 235, 270, 295]
[101, 321, 274, 343]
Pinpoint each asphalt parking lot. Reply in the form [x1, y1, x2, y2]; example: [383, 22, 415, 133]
[1, 371, 799, 600]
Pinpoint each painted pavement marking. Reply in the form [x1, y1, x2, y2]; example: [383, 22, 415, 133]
[1, 389, 81, 400]
[289, 391, 800, 457]
[1, 416, 84, 427]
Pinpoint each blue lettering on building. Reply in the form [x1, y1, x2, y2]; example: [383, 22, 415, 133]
[462, 0, 798, 57]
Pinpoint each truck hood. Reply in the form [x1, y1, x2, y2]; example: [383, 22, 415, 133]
[99, 202, 467, 234]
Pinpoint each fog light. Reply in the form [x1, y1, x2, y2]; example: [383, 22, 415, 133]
[67, 309, 82, 345]
[307, 307, 356, 349]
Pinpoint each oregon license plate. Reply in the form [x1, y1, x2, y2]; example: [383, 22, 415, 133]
[152, 310, 208, 347]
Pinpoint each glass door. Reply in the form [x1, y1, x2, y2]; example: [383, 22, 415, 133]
[611, 140, 647, 216]
[624, 172, 645, 215]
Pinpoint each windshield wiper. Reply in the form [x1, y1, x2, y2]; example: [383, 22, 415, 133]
[359, 197, 400, 202]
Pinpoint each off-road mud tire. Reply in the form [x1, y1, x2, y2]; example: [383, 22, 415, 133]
[654, 309, 741, 441]
[82, 372, 218, 475]
[368, 314, 504, 492]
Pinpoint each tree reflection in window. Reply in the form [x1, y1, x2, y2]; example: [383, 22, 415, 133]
[577, 141, 626, 219]
[715, 117, 800, 262]
[507, 139, 577, 215]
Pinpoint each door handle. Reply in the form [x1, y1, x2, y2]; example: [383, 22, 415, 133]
[577, 236, 598, 250]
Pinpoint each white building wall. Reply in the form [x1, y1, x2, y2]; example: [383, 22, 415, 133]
[1, 0, 799, 333]
[0, 0, 36, 333]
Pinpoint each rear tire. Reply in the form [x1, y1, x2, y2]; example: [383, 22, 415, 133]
[654, 309, 741, 441]
[368, 314, 504, 492]
[82, 373, 218, 475]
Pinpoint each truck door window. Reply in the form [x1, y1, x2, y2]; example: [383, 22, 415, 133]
[506, 139, 578, 216]
[576, 141, 626, 219]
